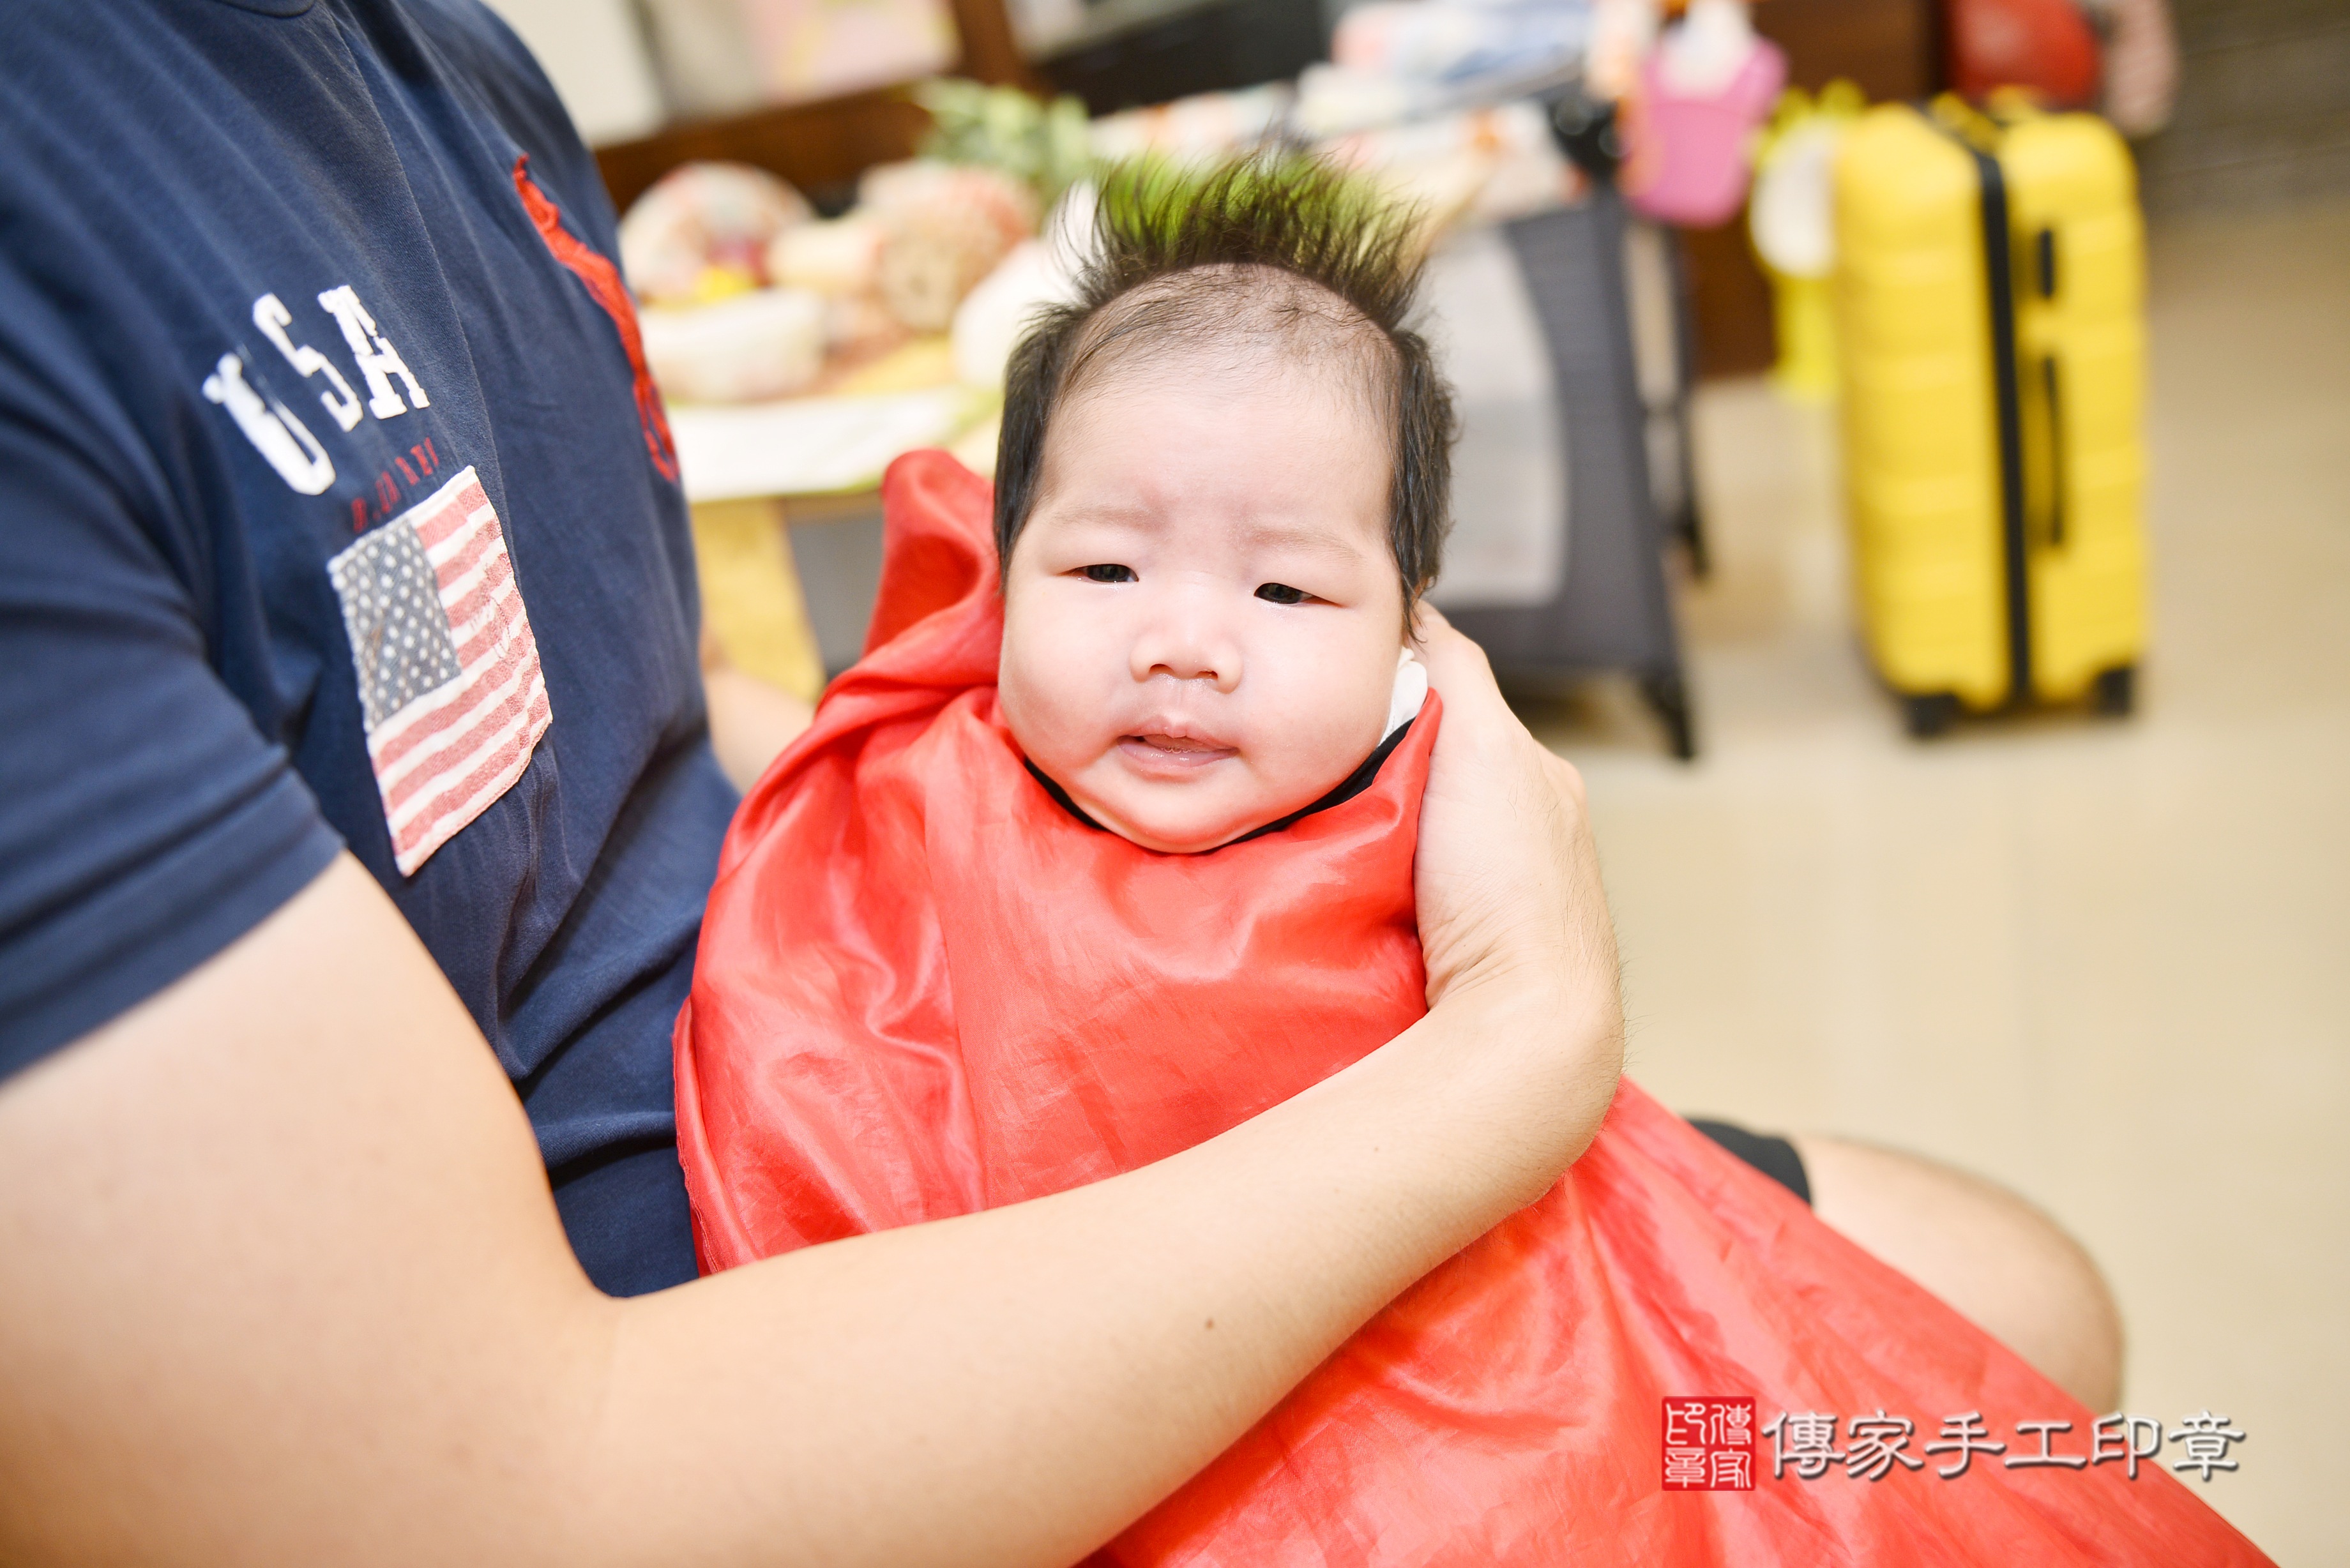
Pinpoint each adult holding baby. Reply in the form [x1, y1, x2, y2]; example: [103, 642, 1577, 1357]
[0, 4, 1619, 1564]
[0, 2, 2157, 1564]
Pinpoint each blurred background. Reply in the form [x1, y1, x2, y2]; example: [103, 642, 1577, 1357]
[479, 0, 2344, 1555]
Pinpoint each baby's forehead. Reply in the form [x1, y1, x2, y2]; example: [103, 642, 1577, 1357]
[1038, 371, 1390, 532]
[1050, 354, 1388, 461]
[1062, 264, 1399, 412]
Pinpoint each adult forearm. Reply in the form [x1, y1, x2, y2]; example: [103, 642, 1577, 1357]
[584, 980, 1619, 1568]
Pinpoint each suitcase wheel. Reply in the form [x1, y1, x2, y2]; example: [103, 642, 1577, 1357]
[2093, 665, 2136, 718]
[1902, 693, 1960, 739]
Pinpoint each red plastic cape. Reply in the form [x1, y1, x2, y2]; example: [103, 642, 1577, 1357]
[676, 450, 2268, 1566]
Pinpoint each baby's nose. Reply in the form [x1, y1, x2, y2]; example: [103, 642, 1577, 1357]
[1130, 599, 1241, 693]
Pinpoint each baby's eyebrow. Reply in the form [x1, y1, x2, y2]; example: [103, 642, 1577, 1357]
[1046, 502, 1157, 532]
[1233, 520, 1375, 561]
[1041, 508, 1372, 562]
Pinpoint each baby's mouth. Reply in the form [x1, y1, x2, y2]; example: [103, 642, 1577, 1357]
[1116, 731, 1238, 773]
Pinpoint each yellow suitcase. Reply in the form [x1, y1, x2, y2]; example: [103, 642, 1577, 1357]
[1832, 96, 2147, 735]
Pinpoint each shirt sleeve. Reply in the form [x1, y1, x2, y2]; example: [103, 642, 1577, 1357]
[0, 269, 344, 1078]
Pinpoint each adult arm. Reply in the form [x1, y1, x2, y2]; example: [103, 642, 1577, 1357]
[0, 619, 1618, 1568]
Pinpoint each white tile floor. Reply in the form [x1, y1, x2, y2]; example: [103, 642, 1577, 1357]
[1523, 199, 2349, 1561]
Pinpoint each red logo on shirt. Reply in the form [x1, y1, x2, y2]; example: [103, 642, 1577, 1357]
[513, 155, 679, 483]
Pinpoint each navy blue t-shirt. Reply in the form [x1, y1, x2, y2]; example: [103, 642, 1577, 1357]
[0, 0, 736, 1295]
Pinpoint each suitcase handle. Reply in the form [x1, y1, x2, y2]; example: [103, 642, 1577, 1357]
[2035, 227, 2065, 550]
[2042, 354, 2066, 549]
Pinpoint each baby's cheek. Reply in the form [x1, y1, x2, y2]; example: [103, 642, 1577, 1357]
[1251, 681, 1390, 804]
[1001, 624, 1114, 770]
[997, 644, 1061, 767]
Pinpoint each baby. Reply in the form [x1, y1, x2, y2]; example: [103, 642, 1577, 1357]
[677, 162, 1501, 1552]
[990, 158, 1445, 852]
[677, 153, 1453, 1256]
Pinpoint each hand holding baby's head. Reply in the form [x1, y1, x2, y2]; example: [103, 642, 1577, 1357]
[995, 159, 1455, 853]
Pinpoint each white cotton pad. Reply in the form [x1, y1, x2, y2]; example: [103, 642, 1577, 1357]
[1386, 646, 1429, 739]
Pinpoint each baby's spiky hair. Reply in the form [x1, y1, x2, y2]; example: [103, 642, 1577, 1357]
[994, 155, 1457, 612]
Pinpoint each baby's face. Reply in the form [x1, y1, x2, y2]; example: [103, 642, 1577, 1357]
[999, 359, 1406, 853]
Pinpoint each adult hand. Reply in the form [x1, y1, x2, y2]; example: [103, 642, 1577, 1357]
[1412, 608, 1611, 1000]
[1409, 606, 1624, 1187]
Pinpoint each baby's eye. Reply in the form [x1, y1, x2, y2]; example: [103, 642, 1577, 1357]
[1255, 582, 1308, 605]
[1080, 564, 1137, 584]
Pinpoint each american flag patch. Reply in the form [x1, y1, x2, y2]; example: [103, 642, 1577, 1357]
[326, 465, 550, 875]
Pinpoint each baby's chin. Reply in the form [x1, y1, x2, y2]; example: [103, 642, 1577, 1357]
[1070, 787, 1267, 854]
[1058, 757, 1309, 854]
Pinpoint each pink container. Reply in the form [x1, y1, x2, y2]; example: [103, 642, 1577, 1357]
[1624, 41, 1787, 228]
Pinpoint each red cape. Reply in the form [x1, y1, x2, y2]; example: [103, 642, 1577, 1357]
[675, 450, 2268, 1566]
